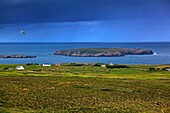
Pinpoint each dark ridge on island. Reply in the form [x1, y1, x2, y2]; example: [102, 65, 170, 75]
[54, 48, 153, 57]
[0, 55, 37, 58]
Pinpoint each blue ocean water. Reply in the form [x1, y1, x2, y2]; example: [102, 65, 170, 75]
[0, 42, 170, 64]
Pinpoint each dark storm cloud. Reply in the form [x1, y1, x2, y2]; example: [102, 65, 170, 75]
[0, 0, 170, 24]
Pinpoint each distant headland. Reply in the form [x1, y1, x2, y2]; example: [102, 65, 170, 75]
[0, 55, 37, 58]
[54, 48, 153, 57]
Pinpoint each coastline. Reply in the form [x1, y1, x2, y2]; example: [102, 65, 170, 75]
[0, 42, 169, 64]
[0, 55, 37, 58]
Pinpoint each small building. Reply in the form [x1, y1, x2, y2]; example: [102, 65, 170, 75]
[165, 68, 170, 71]
[101, 64, 106, 68]
[15, 66, 24, 70]
[43, 64, 51, 66]
[109, 63, 114, 66]
[55, 63, 61, 66]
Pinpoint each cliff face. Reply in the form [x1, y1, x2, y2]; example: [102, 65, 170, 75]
[54, 48, 153, 57]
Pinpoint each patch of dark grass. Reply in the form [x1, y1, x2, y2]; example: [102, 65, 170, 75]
[101, 88, 114, 92]
[106, 65, 130, 68]
[73, 85, 93, 90]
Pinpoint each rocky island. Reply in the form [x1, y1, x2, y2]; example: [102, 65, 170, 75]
[54, 48, 153, 57]
[0, 55, 37, 58]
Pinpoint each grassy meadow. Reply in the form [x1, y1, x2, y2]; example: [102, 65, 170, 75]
[0, 64, 170, 112]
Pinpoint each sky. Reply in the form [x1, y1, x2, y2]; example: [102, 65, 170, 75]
[0, 0, 170, 42]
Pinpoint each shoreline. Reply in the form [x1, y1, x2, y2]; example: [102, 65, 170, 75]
[0, 55, 37, 58]
[54, 48, 153, 57]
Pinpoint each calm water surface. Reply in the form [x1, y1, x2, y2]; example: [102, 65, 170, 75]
[0, 42, 170, 64]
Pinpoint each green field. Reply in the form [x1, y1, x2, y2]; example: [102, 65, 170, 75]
[0, 64, 170, 112]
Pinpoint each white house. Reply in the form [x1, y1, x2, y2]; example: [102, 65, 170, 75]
[43, 64, 51, 66]
[165, 68, 170, 71]
[101, 64, 106, 68]
[109, 63, 114, 66]
[15, 66, 24, 70]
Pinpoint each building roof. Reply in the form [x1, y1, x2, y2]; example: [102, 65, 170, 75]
[15, 66, 24, 69]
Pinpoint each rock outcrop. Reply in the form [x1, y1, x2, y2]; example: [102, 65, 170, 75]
[0, 55, 37, 58]
[54, 48, 153, 57]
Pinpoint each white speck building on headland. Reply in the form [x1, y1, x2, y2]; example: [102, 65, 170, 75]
[15, 66, 24, 70]
[43, 64, 51, 66]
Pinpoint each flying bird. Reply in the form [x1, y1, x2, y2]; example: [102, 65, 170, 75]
[20, 29, 25, 35]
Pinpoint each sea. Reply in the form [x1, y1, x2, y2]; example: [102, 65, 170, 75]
[0, 42, 170, 64]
